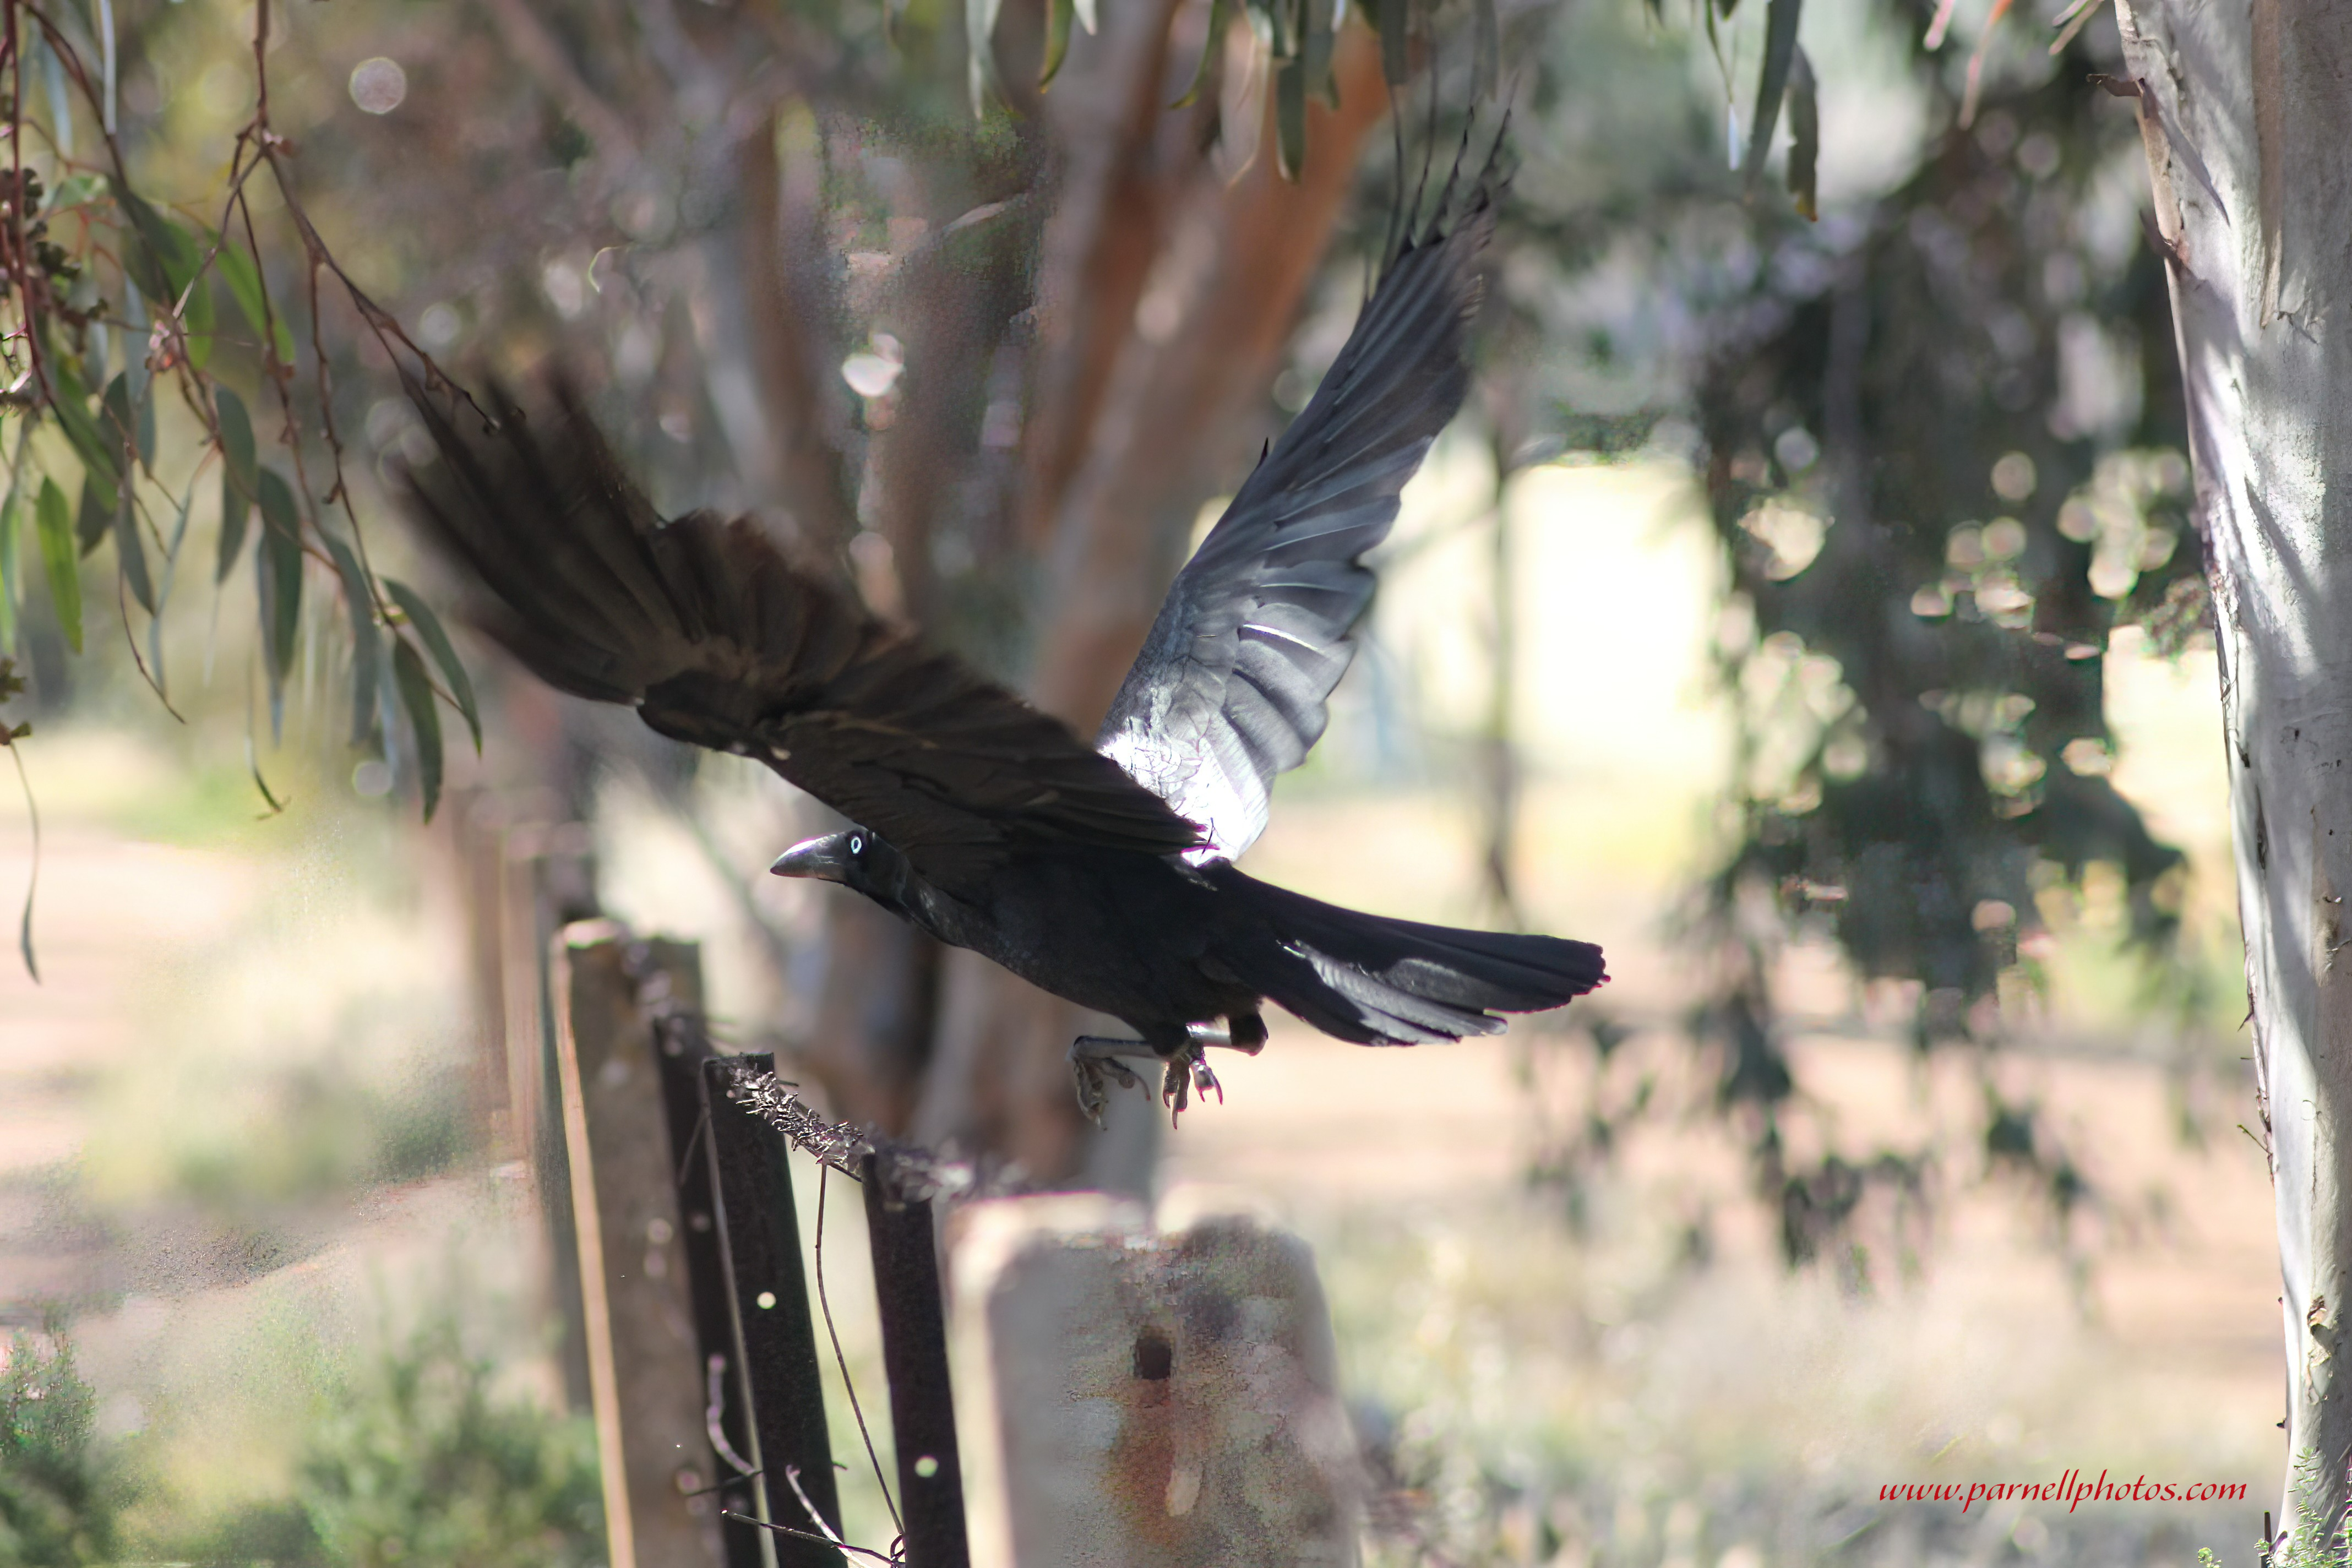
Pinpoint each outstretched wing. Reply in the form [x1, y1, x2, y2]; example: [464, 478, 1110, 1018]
[400, 380, 1202, 898]
[1097, 157, 1504, 862]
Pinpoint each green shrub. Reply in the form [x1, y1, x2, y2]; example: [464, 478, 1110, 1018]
[0, 1332, 122, 1568]
[295, 1316, 605, 1568]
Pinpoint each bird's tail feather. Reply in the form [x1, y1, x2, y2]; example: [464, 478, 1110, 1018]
[1209, 866, 1606, 1046]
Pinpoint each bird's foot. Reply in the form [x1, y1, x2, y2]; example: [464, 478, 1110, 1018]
[1070, 1036, 1157, 1129]
[1192, 1054, 1223, 1104]
[1160, 1054, 1191, 1120]
[1158, 1044, 1223, 1125]
[1071, 1029, 1243, 1131]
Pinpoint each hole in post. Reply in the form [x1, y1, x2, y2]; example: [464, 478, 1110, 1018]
[1133, 1327, 1174, 1381]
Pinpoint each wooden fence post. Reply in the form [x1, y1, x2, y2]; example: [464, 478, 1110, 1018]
[704, 1055, 846, 1565]
[947, 1197, 1362, 1567]
[552, 921, 726, 1568]
[862, 1156, 970, 1568]
[652, 1001, 770, 1568]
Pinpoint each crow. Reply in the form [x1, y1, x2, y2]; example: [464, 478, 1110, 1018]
[400, 148, 1605, 1123]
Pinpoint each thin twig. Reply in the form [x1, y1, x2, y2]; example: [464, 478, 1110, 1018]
[718, 1510, 901, 1564]
[8, 738, 39, 982]
[782, 1464, 857, 1550]
[704, 1354, 757, 1478]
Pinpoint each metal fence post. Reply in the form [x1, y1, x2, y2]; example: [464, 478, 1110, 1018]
[704, 1054, 846, 1567]
[862, 1154, 970, 1568]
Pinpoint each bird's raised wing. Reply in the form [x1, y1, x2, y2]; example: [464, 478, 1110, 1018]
[1096, 156, 1503, 862]
[400, 380, 1202, 897]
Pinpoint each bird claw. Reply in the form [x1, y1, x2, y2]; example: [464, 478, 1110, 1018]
[1160, 1056, 1191, 1122]
[1072, 1033, 1229, 1131]
[1159, 1048, 1223, 1126]
[1072, 1050, 1148, 1129]
[1192, 1055, 1223, 1104]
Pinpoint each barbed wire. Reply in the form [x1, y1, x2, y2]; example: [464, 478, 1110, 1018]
[723, 1065, 1012, 1205]
[612, 933, 1019, 1205]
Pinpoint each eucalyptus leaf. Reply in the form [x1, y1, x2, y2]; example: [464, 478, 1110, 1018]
[1174, 0, 1227, 106]
[1304, 0, 1337, 108]
[966, 0, 1005, 114]
[116, 488, 154, 617]
[217, 467, 251, 582]
[1275, 55, 1306, 182]
[216, 386, 259, 496]
[323, 531, 383, 748]
[34, 478, 79, 654]
[75, 478, 110, 558]
[393, 639, 444, 823]
[47, 173, 100, 210]
[385, 578, 481, 752]
[9, 742, 37, 984]
[1785, 44, 1820, 221]
[108, 177, 201, 307]
[1041, 0, 1075, 85]
[46, 372, 120, 510]
[0, 490, 20, 654]
[180, 264, 217, 372]
[209, 229, 298, 366]
[1742, 0, 1804, 190]
[216, 388, 255, 582]
[101, 374, 135, 469]
[256, 469, 303, 727]
[148, 474, 199, 693]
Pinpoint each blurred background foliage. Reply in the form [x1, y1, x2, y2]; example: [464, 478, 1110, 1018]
[0, 0, 2201, 1190]
[2, 1308, 603, 1566]
[0, 0, 2252, 1554]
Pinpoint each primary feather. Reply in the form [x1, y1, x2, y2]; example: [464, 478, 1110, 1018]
[398, 378, 1203, 900]
[1096, 162, 1501, 860]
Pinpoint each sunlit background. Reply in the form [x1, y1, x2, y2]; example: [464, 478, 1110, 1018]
[0, 0, 2277, 1559]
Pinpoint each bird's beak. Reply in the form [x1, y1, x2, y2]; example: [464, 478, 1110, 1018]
[770, 834, 851, 884]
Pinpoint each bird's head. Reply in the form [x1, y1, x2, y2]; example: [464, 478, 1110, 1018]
[770, 828, 902, 901]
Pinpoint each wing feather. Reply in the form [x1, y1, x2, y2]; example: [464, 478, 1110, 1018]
[1097, 156, 1506, 859]
[401, 379, 1201, 897]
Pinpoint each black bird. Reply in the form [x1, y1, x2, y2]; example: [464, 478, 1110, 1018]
[401, 154, 1605, 1122]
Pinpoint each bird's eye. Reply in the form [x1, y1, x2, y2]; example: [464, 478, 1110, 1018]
[849, 835, 864, 856]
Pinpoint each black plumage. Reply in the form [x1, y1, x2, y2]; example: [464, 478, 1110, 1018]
[401, 151, 1606, 1119]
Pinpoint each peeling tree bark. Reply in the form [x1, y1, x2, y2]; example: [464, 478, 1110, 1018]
[2113, 1, 2352, 1542]
[729, 107, 861, 562]
[912, 26, 1396, 1182]
[469, 0, 1403, 1182]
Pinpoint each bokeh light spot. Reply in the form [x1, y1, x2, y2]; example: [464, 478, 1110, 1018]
[349, 57, 407, 116]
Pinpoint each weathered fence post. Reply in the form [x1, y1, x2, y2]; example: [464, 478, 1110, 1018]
[704, 1054, 846, 1565]
[948, 1197, 1362, 1567]
[552, 921, 726, 1567]
[862, 1155, 971, 1568]
[651, 1005, 770, 1568]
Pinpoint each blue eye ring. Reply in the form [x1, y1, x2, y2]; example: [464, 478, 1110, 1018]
[849, 834, 864, 855]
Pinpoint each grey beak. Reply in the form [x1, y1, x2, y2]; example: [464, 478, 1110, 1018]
[770, 834, 851, 883]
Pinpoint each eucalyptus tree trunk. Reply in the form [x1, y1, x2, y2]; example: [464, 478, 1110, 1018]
[2113, 1, 2352, 1543]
